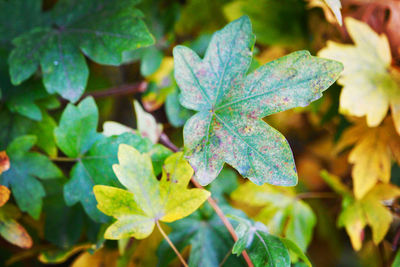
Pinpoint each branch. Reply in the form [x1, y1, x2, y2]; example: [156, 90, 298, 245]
[60, 82, 148, 104]
[156, 221, 188, 267]
[159, 133, 254, 267]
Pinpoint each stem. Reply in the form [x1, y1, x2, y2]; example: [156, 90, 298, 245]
[296, 192, 337, 199]
[191, 179, 254, 267]
[49, 157, 77, 162]
[156, 221, 188, 267]
[159, 133, 254, 267]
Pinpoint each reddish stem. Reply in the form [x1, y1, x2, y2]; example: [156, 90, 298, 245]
[159, 133, 254, 267]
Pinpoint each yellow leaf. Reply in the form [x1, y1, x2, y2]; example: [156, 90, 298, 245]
[94, 145, 210, 240]
[318, 18, 400, 134]
[336, 118, 399, 199]
[72, 248, 119, 267]
[0, 185, 10, 207]
[338, 184, 400, 250]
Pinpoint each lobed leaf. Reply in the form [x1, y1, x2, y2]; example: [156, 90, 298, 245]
[94, 146, 210, 240]
[174, 16, 343, 186]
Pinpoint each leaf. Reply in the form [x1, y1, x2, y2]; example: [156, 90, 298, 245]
[54, 97, 101, 158]
[94, 147, 210, 240]
[0, 151, 10, 175]
[393, 250, 400, 267]
[0, 185, 10, 207]
[0, 135, 62, 219]
[174, 16, 343, 186]
[280, 238, 311, 267]
[307, 0, 342, 25]
[0, 0, 44, 45]
[230, 215, 291, 267]
[8, 0, 154, 102]
[134, 100, 162, 143]
[55, 97, 171, 222]
[157, 206, 246, 267]
[71, 248, 119, 267]
[338, 184, 400, 250]
[336, 118, 400, 199]
[0, 204, 33, 248]
[165, 85, 195, 127]
[231, 182, 317, 252]
[39, 244, 93, 264]
[102, 121, 135, 137]
[318, 17, 400, 134]
[223, 0, 308, 47]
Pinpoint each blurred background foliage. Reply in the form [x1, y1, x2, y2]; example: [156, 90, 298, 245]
[0, 0, 400, 266]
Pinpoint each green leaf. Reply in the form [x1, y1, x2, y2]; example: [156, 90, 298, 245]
[223, 0, 308, 47]
[140, 47, 163, 76]
[8, 0, 154, 102]
[165, 85, 195, 127]
[280, 238, 312, 267]
[55, 97, 171, 222]
[157, 206, 246, 267]
[55, 97, 101, 158]
[1, 135, 62, 219]
[230, 215, 290, 267]
[0, 108, 57, 156]
[0, 0, 44, 46]
[231, 182, 317, 252]
[393, 250, 400, 267]
[94, 147, 210, 239]
[174, 16, 342, 186]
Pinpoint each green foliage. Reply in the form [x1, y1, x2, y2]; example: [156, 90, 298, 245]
[1, 135, 61, 219]
[4, 1, 400, 266]
[174, 16, 342, 186]
[7, 0, 154, 102]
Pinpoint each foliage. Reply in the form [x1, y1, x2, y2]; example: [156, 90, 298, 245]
[1, 0, 400, 267]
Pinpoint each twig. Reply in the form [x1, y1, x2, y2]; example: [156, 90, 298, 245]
[156, 221, 188, 267]
[49, 157, 77, 162]
[159, 133, 254, 267]
[393, 226, 400, 250]
[296, 192, 337, 199]
[60, 82, 148, 104]
[160, 133, 180, 152]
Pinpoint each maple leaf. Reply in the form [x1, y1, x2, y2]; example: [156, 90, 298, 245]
[55, 97, 171, 222]
[0, 151, 10, 175]
[231, 182, 316, 252]
[336, 118, 400, 199]
[307, 0, 343, 25]
[0, 204, 33, 249]
[1, 135, 62, 219]
[0, 185, 10, 207]
[8, 0, 154, 102]
[93, 147, 210, 240]
[174, 16, 343, 186]
[318, 17, 400, 134]
[321, 171, 400, 251]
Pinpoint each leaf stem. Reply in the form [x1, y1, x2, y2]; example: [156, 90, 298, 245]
[156, 221, 188, 267]
[159, 132, 254, 267]
[49, 157, 77, 162]
[295, 192, 337, 199]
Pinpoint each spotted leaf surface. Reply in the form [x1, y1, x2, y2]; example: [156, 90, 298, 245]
[94, 146, 210, 240]
[174, 16, 343, 186]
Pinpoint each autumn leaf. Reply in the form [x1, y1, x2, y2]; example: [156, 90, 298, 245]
[231, 182, 316, 252]
[0, 151, 10, 175]
[0, 185, 10, 207]
[336, 118, 400, 199]
[321, 171, 400, 250]
[0, 204, 33, 249]
[94, 147, 210, 240]
[134, 100, 162, 143]
[174, 16, 343, 186]
[318, 17, 400, 134]
[55, 97, 171, 222]
[307, 0, 343, 25]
